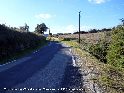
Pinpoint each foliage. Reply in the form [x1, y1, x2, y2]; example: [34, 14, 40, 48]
[19, 23, 29, 32]
[77, 35, 110, 63]
[107, 25, 124, 68]
[89, 41, 109, 63]
[35, 23, 48, 34]
[73, 31, 88, 34]
[59, 31, 110, 63]
[0, 24, 46, 64]
[73, 28, 111, 34]
[24, 23, 29, 32]
[61, 40, 124, 93]
[88, 28, 111, 33]
[49, 33, 52, 36]
[99, 65, 124, 93]
[89, 29, 98, 33]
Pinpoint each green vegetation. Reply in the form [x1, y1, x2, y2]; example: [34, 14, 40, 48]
[61, 40, 124, 93]
[0, 24, 47, 64]
[99, 65, 124, 93]
[86, 41, 109, 63]
[58, 25, 124, 68]
[35, 23, 48, 34]
[59, 32, 110, 63]
[89, 40, 109, 63]
[58, 25, 124, 92]
[107, 25, 124, 68]
[84, 25, 124, 68]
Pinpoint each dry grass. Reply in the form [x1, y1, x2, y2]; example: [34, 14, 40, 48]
[59, 31, 111, 44]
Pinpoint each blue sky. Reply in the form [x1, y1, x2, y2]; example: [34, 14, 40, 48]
[0, 0, 124, 34]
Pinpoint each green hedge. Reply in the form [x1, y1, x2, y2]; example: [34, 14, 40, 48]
[0, 24, 46, 63]
[86, 40, 108, 63]
[107, 25, 124, 68]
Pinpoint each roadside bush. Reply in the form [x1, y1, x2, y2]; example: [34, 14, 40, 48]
[79, 39, 92, 52]
[79, 37, 109, 63]
[63, 38, 71, 41]
[107, 25, 124, 68]
[89, 41, 109, 63]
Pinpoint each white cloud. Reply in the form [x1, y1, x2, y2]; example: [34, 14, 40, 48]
[35, 13, 56, 19]
[88, 0, 109, 4]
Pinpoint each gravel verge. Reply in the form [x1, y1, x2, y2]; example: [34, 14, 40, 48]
[70, 48, 104, 93]
[59, 45, 103, 93]
[60, 48, 85, 93]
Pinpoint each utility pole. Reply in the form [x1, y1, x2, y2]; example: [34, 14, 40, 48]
[49, 28, 50, 35]
[79, 11, 81, 43]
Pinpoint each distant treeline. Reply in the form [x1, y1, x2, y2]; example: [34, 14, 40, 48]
[56, 33, 72, 35]
[0, 24, 46, 63]
[73, 28, 112, 34]
[54, 28, 112, 36]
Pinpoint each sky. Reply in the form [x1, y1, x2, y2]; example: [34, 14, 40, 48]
[0, 0, 124, 34]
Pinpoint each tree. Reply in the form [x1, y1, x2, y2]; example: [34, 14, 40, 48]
[89, 29, 98, 33]
[120, 18, 124, 25]
[19, 23, 29, 32]
[35, 23, 48, 34]
[107, 25, 124, 68]
[24, 23, 29, 32]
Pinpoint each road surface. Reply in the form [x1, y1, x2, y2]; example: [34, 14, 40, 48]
[0, 41, 82, 93]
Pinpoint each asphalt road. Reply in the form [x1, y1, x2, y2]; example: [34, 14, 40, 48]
[0, 41, 64, 92]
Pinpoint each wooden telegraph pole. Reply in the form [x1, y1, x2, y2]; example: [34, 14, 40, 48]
[49, 28, 50, 35]
[79, 11, 81, 43]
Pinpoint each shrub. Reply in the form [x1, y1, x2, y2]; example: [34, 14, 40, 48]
[89, 41, 109, 63]
[107, 25, 124, 68]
